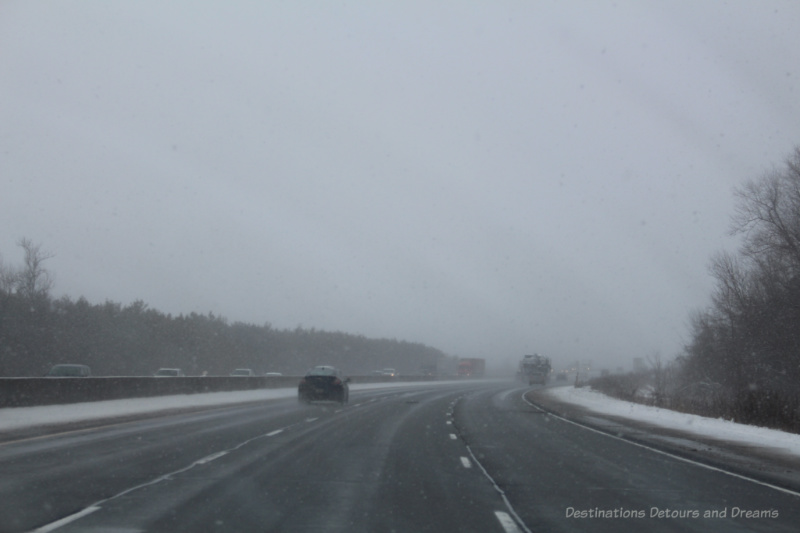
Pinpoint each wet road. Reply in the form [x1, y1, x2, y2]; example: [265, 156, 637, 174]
[2, 381, 799, 532]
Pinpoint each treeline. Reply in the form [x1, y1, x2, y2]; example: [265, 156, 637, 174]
[681, 149, 800, 395]
[0, 241, 450, 377]
[676, 148, 800, 430]
[592, 148, 800, 433]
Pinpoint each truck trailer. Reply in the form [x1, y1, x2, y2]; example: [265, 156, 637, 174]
[519, 354, 551, 385]
[457, 358, 485, 377]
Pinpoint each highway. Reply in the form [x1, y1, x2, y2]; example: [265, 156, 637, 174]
[2, 381, 799, 532]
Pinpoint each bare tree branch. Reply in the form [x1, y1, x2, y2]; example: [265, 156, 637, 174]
[16, 238, 54, 300]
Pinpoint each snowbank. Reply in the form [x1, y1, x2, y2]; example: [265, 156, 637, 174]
[0, 380, 463, 432]
[545, 385, 800, 458]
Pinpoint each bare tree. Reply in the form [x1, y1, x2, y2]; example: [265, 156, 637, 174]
[0, 254, 20, 295]
[16, 238, 54, 300]
[708, 250, 751, 326]
[647, 351, 675, 407]
[680, 148, 800, 396]
[731, 148, 800, 270]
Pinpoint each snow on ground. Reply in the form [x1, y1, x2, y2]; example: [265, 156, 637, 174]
[545, 385, 800, 458]
[0, 381, 462, 432]
[5, 380, 799, 459]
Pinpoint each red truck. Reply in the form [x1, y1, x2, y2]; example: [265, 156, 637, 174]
[457, 358, 485, 377]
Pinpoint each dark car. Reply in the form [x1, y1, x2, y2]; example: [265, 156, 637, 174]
[298, 365, 350, 404]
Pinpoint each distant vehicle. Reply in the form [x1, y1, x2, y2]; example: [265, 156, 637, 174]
[556, 372, 568, 381]
[45, 364, 91, 377]
[298, 365, 350, 404]
[419, 363, 438, 377]
[519, 354, 551, 385]
[264, 372, 283, 377]
[457, 358, 485, 377]
[382, 368, 397, 377]
[230, 368, 255, 377]
[154, 368, 185, 377]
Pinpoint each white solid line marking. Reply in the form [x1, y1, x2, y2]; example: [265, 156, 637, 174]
[33, 506, 101, 532]
[521, 393, 800, 498]
[449, 433, 457, 440]
[494, 511, 523, 533]
[305, 417, 318, 422]
[266, 429, 283, 437]
[196, 451, 228, 464]
[460, 456, 472, 468]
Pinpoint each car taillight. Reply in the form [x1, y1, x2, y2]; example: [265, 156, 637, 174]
[299, 378, 306, 385]
[333, 378, 341, 386]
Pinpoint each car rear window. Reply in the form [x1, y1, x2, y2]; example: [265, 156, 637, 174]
[307, 367, 336, 377]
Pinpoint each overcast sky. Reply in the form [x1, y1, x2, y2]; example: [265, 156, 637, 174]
[2, 1, 799, 371]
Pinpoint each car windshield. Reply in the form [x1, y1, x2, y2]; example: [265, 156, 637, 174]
[2, 2, 800, 532]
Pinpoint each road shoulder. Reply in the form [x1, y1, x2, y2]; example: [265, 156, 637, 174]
[525, 386, 800, 495]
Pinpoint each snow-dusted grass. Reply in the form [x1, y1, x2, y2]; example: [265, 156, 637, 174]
[545, 385, 800, 458]
[0, 381, 465, 432]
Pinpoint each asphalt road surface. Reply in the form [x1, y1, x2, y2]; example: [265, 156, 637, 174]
[2, 381, 799, 532]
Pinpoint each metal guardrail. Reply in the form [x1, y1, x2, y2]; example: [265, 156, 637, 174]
[0, 375, 439, 408]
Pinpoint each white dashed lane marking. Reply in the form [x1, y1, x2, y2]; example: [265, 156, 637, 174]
[494, 511, 523, 533]
[196, 451, 228, 464]
[32, 506, 101, 533]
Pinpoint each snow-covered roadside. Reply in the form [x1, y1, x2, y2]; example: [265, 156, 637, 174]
[544, 385, 800, 458]
[0, 381, 462, 432]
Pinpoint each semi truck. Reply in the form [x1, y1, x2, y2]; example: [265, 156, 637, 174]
[457, 358, 485, 377]
[519, 354, 551, 385]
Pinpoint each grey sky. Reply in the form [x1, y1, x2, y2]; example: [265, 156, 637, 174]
[2, 1, 799, 371]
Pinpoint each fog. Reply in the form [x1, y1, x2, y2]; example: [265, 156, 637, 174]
[2, 1, 799, 371]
